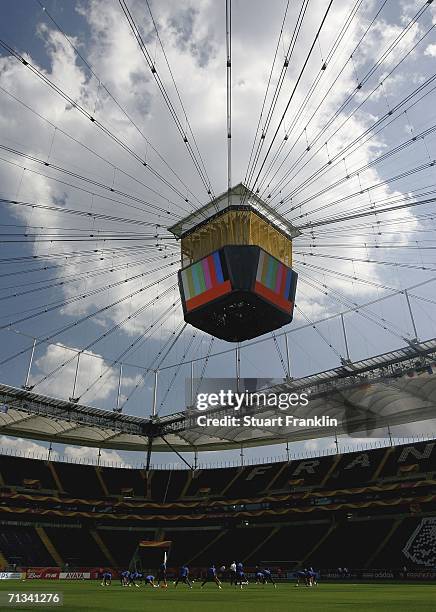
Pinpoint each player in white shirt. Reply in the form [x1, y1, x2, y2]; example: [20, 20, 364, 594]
[230, 562, 237, 586]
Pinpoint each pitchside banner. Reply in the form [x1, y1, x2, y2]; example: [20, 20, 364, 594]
[0, 572, 25, 580]
[25, 568, 98, 580]
[59, 572, 91, 580]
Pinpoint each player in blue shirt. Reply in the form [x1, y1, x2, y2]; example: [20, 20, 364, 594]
[306, 567, 317, 587]
[174, 565, 192, 588]
[262, 568, 276, 588]
[201, 565, 222, 589]
[237, 570, 247, 588]
[120, 570, 129, 586]
[235, 569, 246, 589]
[144, 574, 158, 588]
[100, 570, 112, 586]
[295, 569, 306, 586]
[128, 570, 141, 588]
[255, 568, 264, 584]
[234, 562, 246, 589]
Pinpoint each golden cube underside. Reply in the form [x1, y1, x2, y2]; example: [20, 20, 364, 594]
[181, 209, 293, 268]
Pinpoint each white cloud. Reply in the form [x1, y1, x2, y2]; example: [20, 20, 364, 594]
[424, 43, 436, 57]
[0, 435, 129, 467]
[304, 437, 336, 452]
[63, 444, 127, 466]
[29, 343, 141, 403]
[0, 435, 49, 457]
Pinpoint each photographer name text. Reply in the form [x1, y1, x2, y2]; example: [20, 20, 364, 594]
[196, 415, 337, 428]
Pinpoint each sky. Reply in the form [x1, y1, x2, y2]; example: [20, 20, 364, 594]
[1, 0, 436, 467]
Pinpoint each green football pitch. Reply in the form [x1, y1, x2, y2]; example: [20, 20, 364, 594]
[1, 580, 436, 612]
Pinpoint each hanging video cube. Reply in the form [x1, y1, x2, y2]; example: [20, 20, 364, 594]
[169, 183, 301, 342]
[178, 245, 297, 342]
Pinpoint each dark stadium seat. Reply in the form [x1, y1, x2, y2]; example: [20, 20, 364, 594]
[0, 455, 57, 490]
[376, 441, 436, 481]
[149, 469, 190, 502]
[222, 464, 284, 498]
[53, 463, 106, 498]
[308, 519, 394, 569]
[44, 527, 107, 567]
[324, 447, 387, 488]
[0, 525, 54, 566]
[100, 467, 147, 497]
[179, 466, 241, 498]
[162, 529, 223, 565]
[97, 530, 152, 568]
[190, 527, 272, 566]
[249, 522, 330, 565]
[269, 455, 336, 491]
[371, 516, 426, 569]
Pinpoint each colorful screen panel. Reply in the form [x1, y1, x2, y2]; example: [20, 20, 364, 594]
[254, 250, 295, 312]
[181, 250, 231, 312]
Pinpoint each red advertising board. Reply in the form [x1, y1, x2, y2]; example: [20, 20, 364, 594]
[26, 568, 60, 580]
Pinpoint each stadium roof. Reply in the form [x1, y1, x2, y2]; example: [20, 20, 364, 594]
[0, 338, 436, 452]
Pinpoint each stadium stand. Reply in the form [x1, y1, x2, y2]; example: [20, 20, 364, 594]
[0, 439, 435, 574]
[53, 463, 106, 498]
[150, 469, 199, 502]
[307, 519, 395, 569]
[0, 525, 55, 566]
[44, 527, 107, 567]
[98, 529, 155, 568]
[248, 522, 330, 564]
[187, 526, 273, 565]
[180, 466, 241, 499]
[0, 455, 57, 490]
[371, 516, 431, 569]
[102, 467, 147, 498]
[161, 529, 223, 565]
[401, 517, 436, 567]
[320, 448, 387, 488]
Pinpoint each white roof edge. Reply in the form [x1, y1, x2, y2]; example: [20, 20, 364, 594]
[168, 183, 301, 239]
